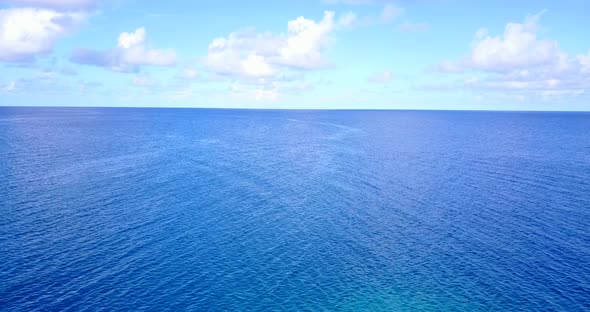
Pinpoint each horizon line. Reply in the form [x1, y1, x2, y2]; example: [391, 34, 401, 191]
[1, 105, 590, 113]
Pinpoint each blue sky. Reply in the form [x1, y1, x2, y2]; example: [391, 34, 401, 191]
[1, 0, 589, 110]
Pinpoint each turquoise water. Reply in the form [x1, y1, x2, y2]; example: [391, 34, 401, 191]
[1, 107, 590, 311]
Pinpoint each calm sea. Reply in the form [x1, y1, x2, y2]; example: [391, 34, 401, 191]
[1, 107, 589, 311]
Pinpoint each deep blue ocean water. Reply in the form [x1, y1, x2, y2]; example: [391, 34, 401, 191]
[1, 107, 589, 311]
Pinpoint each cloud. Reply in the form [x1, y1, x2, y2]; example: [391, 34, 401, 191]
[204, 11, 336, 79]
[241, 53, 275, 76]
[1, 0, 99, 10]
[438, 13, 567, 73]
[0, 8, 85, 62]
[468, 14, 566, 72]
[280, 11, 336, 68]
[205, 31, 279, 78]
[433, 13, 590, 98]
[70, 27, 177, 72]
[1, 81, 17, 92]
[0, 0, 98, 63]
[368, 70, 393, 83]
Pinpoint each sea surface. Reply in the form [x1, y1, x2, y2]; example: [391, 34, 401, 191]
[1, 107, 589, 311]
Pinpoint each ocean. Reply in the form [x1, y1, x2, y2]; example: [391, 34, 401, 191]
[1, 107, 589, 311]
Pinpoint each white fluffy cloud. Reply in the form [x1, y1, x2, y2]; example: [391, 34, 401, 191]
[279, 11, 335, 68]
[0, 8, 84, 62]
[241, 53, 275, 77]
[115, 28, 176, 66]
[0, 0, 97, 62]
[117, 27, 146, 49]
[204, 11, 336, 78]
[71, 27, 177, 72]
[1, 0, 98, 10]
[439, 14, 569, 73]
[469, 15, 566, 72]
[435, 13, 590, 97]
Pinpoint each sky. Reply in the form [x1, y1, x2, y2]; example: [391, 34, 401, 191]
[0, 0, 589, 110]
